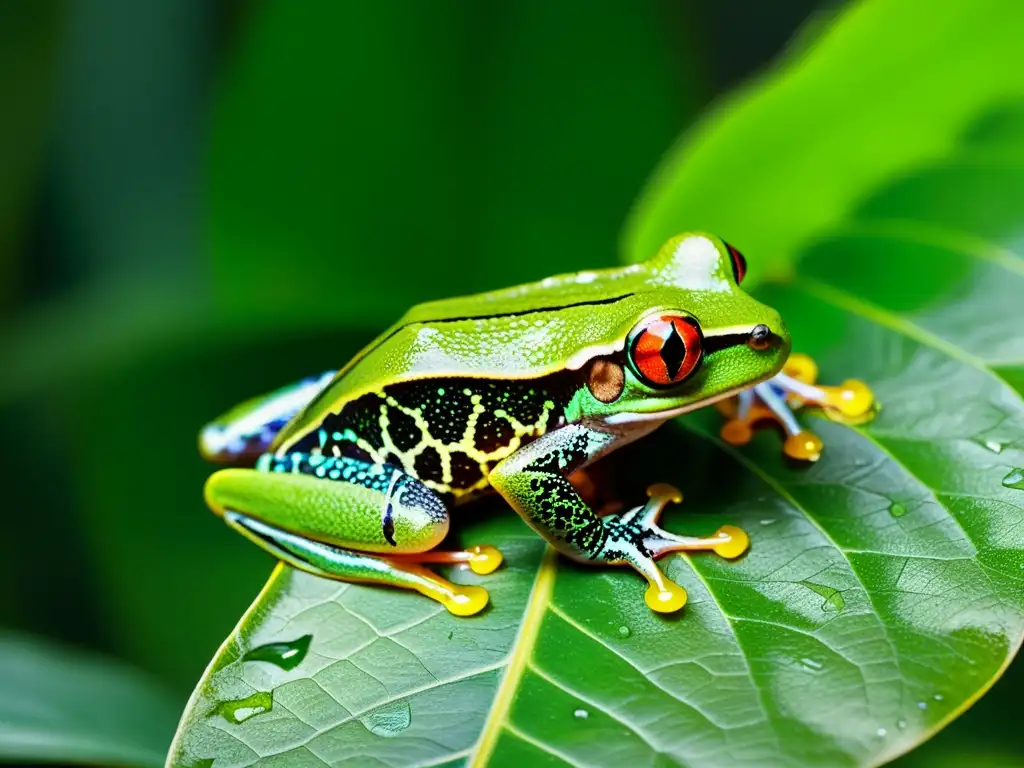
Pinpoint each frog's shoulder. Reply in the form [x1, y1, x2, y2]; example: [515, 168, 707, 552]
[273, 263, 661, 451]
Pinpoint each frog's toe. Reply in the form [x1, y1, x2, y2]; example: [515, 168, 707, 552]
[393, 544, 504, 575]
[645, 576, 688, 613]
[466, 545, 503, 575]
[783, 431, 824, 462]
[642, 522, 751, 560]
[820, 379, 875, 421]
[720, 418, 754, 446]
[441, 584, 489, 616]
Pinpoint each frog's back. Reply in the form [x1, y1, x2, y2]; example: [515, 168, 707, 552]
[274, 232, 729, 454]
[274, 261, 661, 453]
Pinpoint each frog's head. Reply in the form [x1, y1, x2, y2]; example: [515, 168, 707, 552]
[570, 233, 790, 426]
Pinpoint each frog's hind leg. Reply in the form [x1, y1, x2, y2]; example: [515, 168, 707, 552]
[224, 512, 491, 616]
[200, 371, 337, 464]
[205, 452, 499, 616]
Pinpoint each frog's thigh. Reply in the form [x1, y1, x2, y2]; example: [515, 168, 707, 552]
[205, 455, 448, 554]
[205, 453, 499, 616]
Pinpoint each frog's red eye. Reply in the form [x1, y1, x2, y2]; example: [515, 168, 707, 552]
[627, 314, 703, 388]
[726, 242, 747, 284]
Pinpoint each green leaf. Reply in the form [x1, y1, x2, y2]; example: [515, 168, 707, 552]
[622, 0, 1024, 285]
[171, 1, 1024, 766]
[0, 631, 180, 766]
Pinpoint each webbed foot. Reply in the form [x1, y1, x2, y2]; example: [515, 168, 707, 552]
[598, 484, 750, 614]
[716, 353, 876, 462]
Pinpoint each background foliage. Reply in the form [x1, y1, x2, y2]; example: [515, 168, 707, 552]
[1, 1, 1022, 766]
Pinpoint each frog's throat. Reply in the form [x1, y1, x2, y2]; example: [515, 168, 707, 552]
[601, 384, 754, 426]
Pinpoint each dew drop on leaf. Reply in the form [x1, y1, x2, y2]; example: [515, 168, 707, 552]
[917, 701, 927, 710]
[876, 728, 887, 737]
[206, 691, 273, 724]
[362, 701, 411, 737]
[897, 719, 907, 730]
[760, 519, 776, 526]
[934, 693, 944, 701]
[574, 708, 589, 719]
[241, 634, 312, 671]
[1002, 468, 1024, 490]
[618, 626, 631, 638]
[800, 657, 823, 671]
[888, 502, 907, 518]
[984, 440, 1004, 453]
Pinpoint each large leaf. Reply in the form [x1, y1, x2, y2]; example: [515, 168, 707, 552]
[622, 0, 1024, 285]
[169, 2, 1024, 766]
[0, 631, 180, 766]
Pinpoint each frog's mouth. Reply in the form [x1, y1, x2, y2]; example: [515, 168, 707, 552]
[702, 330, 756, 356]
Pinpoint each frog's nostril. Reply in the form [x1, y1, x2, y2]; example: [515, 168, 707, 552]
[748, 324, 773, 351]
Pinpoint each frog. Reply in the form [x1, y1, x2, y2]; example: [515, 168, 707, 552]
[200, 233, 874, 616]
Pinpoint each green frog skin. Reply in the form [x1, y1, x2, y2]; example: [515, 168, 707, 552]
[199, 233, 873, 615]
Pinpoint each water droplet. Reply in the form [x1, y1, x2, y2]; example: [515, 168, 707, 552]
[985, 440, 1004, 454]
[206, 691, 273, 724]
[917, 701, 927, 710]
[1002, 468, 1024, 490]
[800, 657, 823, 671]
[242, 635, 311, 671]
[934, 693, 944, 702]
[889, 502, 907, 518]
[897, 719, 907, 730]
[574, 708, 589, 719]
[877, 727, 887, 737]
[800, 581, 846, 613]
[362, 701, 411, 738]
[760, 519, 776, 526]
[618, 626, 631, 638]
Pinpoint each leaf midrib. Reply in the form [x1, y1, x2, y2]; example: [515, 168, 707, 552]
[469, 547, 557, 767]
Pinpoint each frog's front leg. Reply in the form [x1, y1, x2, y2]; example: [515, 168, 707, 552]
[205, 453, 501, 616]
[718, 354, 876, 461]
[489, 423, 748, 614]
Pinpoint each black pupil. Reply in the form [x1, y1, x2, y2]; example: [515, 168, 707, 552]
[659, 323, 687, 379]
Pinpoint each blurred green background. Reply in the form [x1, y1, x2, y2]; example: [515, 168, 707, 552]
[1, 1, 1020, 765]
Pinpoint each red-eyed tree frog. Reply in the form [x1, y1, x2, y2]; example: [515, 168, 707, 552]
[200, 234, 874, 616]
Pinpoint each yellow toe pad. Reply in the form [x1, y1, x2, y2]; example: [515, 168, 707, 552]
[644, 580, 688, 613]
[713, 525, 750, 559]
[442, 585, 489, 616]
[467, 545, 503, 575]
